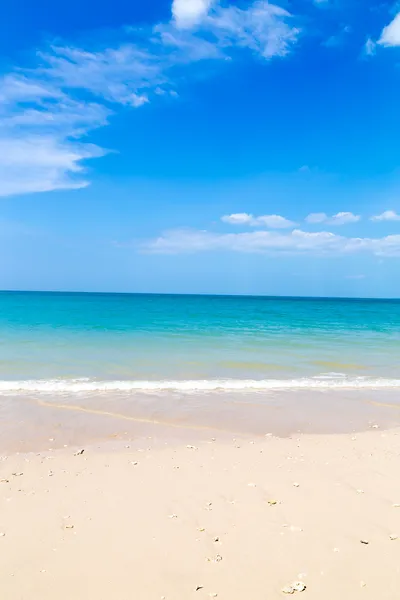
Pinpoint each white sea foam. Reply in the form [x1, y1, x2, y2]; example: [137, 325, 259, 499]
[0, 375, 400, 394]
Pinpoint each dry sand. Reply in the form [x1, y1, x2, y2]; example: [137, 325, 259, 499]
[1, 426, 400, 599]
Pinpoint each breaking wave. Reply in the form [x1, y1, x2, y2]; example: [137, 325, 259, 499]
[1, 374, 400, 394]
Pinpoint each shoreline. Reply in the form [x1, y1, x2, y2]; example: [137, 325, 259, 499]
[1, 426, 400, 599]
[2, 387, 400, 454]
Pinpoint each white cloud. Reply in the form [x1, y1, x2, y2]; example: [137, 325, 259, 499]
[160, 0, 301, 60]
[363, 37, 376, 57]
[222, 213, 254, 225]
[144, 227, 400, 257]
[222, 213, 295, 228]
[0, 69, 112, 196]
[305, 211, 360, 225]
[172, 0, 214, 28]
[0, 1, 300, 197]
[0, 136, 106, 197]
[345, 274, 366, 280]
[329, 212, 361, 225]
[255, 214, 296, 228]
[371, 210, 400, 222]
[378, 12, 400, 47]
[0, 44, 168, 196]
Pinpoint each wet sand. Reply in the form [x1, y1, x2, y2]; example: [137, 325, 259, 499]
[1, 422, 400, 599]
[2, 388, 400, 452]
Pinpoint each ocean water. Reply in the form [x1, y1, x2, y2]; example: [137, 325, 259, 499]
[0, 291, 400, 392]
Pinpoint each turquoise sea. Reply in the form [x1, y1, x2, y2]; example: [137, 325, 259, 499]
[1, 291, 400, 392]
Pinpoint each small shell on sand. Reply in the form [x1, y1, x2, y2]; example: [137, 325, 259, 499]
[360, 539, 369, 544]
[74, 450, 85, 456]
[214, 554, 223, 562]
[186, 445, 197, 450]
[282, 581, 306, 594]
[389, 534, 398, 540]
[268, 500, 278, 505]
[0, 532, 5, 537]
[12, 472, 23, 477]
[293, 482, 300, 487]
[292, 582, 306, 592]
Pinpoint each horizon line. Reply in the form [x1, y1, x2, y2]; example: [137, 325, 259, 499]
[0, 290, 399, 301]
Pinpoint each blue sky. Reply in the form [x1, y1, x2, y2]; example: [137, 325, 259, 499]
[2, 0, 400, 297]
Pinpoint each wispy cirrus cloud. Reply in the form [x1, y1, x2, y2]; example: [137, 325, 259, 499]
[204, 1, 300, 59]
[363, 37, 376, 57]
[305, 212, 360, 225]
[0, 46, 161, 197]
[0, 0, 301, 198]
[143, 227, 400, 257]
[371, 210, 400, 222]
[323, 24, 351, 49]
[222, 213, 296, 228]
[170, 0, 300, 58]
[0, 136, 106, 197]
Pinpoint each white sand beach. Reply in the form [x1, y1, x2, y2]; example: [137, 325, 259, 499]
[1, 425, 400, 599]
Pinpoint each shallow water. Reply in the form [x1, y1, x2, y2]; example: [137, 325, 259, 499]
[1, 291, 400, 384]
[1, 292, 400, 450]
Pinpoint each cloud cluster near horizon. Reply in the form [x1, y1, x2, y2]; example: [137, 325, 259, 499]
[221, 211, 400, 227]
[144, 227, 400, 257]
[142, 208, 400, 257]
[222, 213, 296, 228]
[305, 212, 360, 225]
[370, 210, 400, 222]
